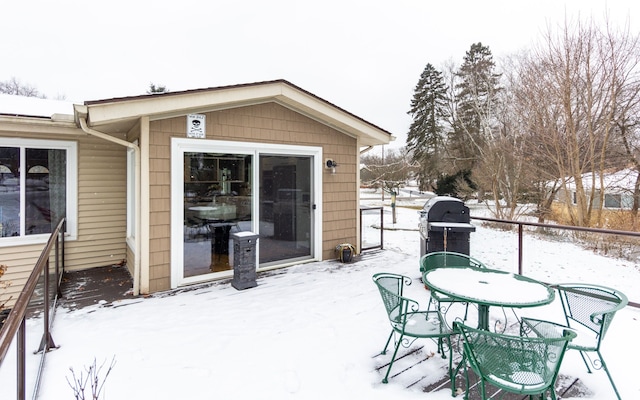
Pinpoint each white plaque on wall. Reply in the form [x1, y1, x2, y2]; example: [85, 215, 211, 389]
[187, 114, 205, 138]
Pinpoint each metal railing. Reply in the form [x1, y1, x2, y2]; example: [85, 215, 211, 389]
[470, 215, 640, 308]
[360, 206, 384, 252]
[0, 218, 65, 400]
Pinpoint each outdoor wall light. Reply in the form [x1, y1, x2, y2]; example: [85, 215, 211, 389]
[325, 159, 338, 174]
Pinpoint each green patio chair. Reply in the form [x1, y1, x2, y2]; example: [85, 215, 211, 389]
[453, 320, 575, 400]
[420, 251, 487, 320]
[372, 272, 452, 384]
[555, 283, 628, 400]
[419, 251, 486, 273]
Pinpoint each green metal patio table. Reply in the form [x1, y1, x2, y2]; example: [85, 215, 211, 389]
[422, 266, 555, 330]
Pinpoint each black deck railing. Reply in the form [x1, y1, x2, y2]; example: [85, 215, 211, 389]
[360, 206, 384, 252]
[0, 218, 65, 400]
[471, 215, 640, 308]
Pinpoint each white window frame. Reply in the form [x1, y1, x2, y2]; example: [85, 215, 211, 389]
[170, 138, 323, 288]
[0, 138, 78, 246]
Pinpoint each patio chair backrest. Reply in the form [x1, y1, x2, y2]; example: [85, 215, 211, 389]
[372, 272, 452, 384]
[420, 251, 486, 272]
[556, 283, 628, 348]
[372, 273, 418, 327]
[454, 321, 575, 397]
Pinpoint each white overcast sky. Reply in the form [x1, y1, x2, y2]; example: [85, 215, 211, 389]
[1, 0, 638, 148]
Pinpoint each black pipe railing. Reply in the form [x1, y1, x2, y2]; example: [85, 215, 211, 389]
[0, 218, 65, 400]
[470, 215, 640, 308]
[360, 206, 384, 252]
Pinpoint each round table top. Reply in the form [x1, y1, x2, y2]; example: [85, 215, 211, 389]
[422, 266, 555, 308]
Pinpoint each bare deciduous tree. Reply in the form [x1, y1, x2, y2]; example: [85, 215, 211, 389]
[475, 66, 532, 220]
[0, 77, 45, 98]
[361, 148, 416, 222]
[517, 15, 640, 227]
[361, 147, 414, 193]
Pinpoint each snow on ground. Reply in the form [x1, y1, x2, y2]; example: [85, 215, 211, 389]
[2, 189, 639, 399]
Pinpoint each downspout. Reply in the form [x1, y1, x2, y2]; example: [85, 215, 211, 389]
[359, 145, 374, 155]
[78, 117, 143, 296]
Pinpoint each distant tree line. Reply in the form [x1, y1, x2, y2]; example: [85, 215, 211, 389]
[0, 78, 170, 98]
[402, 15, 640, 226]
[0, 77, 47, 98]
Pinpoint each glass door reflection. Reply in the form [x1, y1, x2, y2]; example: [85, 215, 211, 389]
[183, 153, 252, 277]
[259, 155, 312, 265]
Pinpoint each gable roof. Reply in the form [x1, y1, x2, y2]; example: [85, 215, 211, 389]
[74, 80, 394, 147]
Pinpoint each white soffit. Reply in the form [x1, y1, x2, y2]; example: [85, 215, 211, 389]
[81, 81, 393, 146]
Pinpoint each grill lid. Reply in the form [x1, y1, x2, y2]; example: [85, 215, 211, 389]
[420, 196, 471, 223]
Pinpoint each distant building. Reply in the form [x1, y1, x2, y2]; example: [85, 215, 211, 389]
[555, 168, 638, 209]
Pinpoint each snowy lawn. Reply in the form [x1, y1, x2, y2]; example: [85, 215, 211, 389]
[3, 195, 639, 399]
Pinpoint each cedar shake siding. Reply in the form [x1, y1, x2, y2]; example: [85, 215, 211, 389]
[147, 102, 357, 292]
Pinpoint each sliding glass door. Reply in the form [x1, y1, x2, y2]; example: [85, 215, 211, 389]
[172, 139, 320, 288]
[258, 155, 312, 265]
[182, 152, 252, 277]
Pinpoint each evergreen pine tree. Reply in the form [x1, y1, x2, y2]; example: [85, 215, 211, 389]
[450, 43, 501, 172]
[406, 63, 449, 191]
[445, 43, 502, 199]
[147, 83, 169, 94]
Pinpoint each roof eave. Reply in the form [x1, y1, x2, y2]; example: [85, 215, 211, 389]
[0, 114, 80, 135]
[77, 80, 393, 146]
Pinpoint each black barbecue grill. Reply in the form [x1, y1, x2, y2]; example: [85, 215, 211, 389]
[418, 196, 475, 257]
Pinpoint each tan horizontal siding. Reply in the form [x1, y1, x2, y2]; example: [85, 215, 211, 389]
[64, 248, 126, 264]
[78, 189, 126, 197]
[73, 135, 127, 271]
[65, 233, 125, 248]
[0, 244, 54, 309]
[73, 159, 129, 267]
[64, 239, 126, 253]
[78, 207, 127, 217]
[0, 127, 129, 299]
[77, 209, 126, 217]
[79, 202, 126, 211]
[78, 176, 126, 186]
[77, 210, 126, 220]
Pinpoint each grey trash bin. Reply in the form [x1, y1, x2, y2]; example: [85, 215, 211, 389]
[230, 231, 259, 290]
[418, 196, 475, 257]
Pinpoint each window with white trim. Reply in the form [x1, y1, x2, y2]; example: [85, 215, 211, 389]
[0, 138, 77, 243]
[605, 193, 634, 209]
[604, 193, 622, 209]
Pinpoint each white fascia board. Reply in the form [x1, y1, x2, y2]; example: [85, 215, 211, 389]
[0, 115, 81, 136]
[83, 81, 392, 146]
[84, 84, 284, 126]
[274, 84, 392, 146]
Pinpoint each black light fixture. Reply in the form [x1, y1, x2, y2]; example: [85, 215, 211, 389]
[325, 159, 338, 174]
